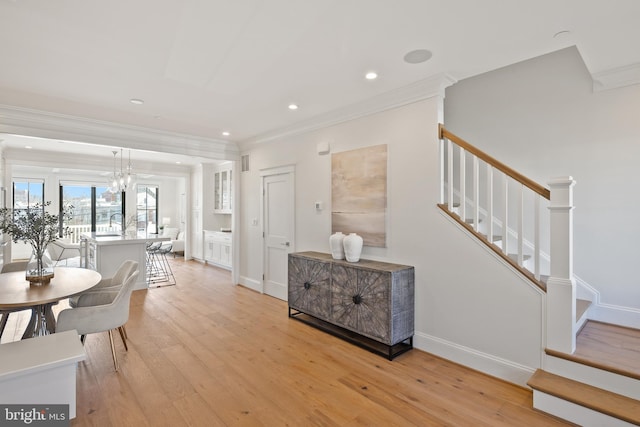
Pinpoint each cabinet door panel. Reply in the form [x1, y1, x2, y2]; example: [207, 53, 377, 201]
[331, 265, 390, 342]
[221, 244, 231, 266]
[288, 257, 331, 319]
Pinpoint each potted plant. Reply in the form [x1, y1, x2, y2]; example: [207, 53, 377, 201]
[0, 201, 73, 285]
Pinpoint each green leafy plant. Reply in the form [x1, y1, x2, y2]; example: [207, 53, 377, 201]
[0, 201, 73, 272]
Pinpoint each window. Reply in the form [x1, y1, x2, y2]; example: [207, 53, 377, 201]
[61, 184, 123, 239]
[12, 179, 45, 233]
[13, 179, 44, 210]
[10, 180, 45, 258]
[136, 185, 158, 234]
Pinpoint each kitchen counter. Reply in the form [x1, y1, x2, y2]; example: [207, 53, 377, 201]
[81, 232, 170, 289]
[81, 231, 169, 245]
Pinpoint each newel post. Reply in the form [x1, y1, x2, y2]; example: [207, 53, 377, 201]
[546, 176, 576, 354]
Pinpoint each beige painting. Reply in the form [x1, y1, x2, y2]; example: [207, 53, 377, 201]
[332, 144, 387, 247]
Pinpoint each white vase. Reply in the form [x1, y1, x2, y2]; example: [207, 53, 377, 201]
[343, 233, 363, 262]
[329, 232, 345, 259]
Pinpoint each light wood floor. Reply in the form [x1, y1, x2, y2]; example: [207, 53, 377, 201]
[3, 259, 573, 426]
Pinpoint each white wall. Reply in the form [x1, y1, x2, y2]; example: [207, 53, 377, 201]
[445, 47, 640, 325]
[239, 97, 545, 386]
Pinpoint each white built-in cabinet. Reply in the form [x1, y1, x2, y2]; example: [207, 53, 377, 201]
[213, 164, 232, 214]
[203, 230, 232, 269]
[191, 163, 233, 264]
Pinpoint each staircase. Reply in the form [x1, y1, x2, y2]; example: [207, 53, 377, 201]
[438, 125, 640, 426]
[529, 321, 640, 426]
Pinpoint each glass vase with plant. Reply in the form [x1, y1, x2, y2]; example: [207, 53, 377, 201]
[0, 201, 73, 284]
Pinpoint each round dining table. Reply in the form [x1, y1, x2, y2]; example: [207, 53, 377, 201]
[0, 267, 101, 339]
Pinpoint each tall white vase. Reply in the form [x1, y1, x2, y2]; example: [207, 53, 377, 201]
[343, 233, 363, 262]
[329, 232, 345, 259]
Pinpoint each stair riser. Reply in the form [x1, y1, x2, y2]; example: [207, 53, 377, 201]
[545, 355, 640, 400]
[532, 391, 636, 427]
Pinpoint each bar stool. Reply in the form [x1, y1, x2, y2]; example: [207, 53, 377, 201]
[156, 243, 176, 286]
[145, 242, 163, 285]
[146, 242, 175, 286]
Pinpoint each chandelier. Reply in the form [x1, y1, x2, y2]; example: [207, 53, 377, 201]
[108, 148, 134, 193]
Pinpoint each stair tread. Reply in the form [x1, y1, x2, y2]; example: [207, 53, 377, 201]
[546, 321, 640, 381]
[528, 369, 640, 425]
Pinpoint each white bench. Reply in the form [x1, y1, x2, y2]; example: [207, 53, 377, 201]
[0, 330, 86, 419]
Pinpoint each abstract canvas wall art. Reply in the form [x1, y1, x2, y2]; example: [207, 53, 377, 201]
[331, 144, 387, 247]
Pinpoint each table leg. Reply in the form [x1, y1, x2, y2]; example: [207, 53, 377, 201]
[21, 304, 56, 339]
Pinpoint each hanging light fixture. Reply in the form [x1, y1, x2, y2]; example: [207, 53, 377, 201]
[125, 149, 135, 188]
[108, 149, 135, 193]
[108, 150, 120, 193]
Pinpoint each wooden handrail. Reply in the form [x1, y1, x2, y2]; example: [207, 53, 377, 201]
[439, 124, 550, 200]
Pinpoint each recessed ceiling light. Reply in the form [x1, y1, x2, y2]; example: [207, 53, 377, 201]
[288, 103, 299, 110]
[403, 49, 432, 64]
[365, 71, 378, 80]
[25, 145, 32, 149]
[175, 161, 182, 164]
[222, 131, 230, 136]
[130, 98, 144, 105]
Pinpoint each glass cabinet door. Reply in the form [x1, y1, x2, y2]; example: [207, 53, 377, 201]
[221, 170, 229, 211]
[214, 172, 221, 211]
[214, 168, 232, 213]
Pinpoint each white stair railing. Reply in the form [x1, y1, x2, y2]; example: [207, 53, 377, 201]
[438, 125, 576, 353]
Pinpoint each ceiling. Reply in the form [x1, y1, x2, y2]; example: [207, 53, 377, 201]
[1, 0, 639, 167]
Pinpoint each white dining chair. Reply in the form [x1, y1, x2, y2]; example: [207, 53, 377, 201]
[68, 260, 138, 308]
[56, 270, 139, 371]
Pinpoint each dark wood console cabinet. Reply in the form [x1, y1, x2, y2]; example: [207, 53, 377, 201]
[288, 251, 414, 360]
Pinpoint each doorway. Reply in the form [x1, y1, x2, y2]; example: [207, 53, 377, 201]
[261, 166, 295, 301]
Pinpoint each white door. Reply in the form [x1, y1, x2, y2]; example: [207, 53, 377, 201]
[262, 169, 294, 300]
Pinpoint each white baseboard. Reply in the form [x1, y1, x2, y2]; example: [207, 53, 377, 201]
[574, 275, 640, 329]
[239, 276, 262, 293]
[589, 303, 640, 329]
[413, 332, 535, 388]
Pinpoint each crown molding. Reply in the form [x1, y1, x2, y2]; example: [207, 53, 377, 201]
[239, 73, 457, 150]
[592, 62, 640, 92]
[0, 105, 240, 161]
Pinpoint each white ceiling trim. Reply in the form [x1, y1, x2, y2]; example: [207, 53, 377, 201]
[2, 147, 191, 178]
[591, 62, 640, 92]
[0, 104, 240, 161]
[239, 73, 457, 150]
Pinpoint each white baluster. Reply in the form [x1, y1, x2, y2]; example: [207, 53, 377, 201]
[534, 195, 540, 280]
[439, 136, 444, 204]
[447, 139, 453, 212]
[459, 147, 466, 222]
[473, 156, 479, 231]
[502, 173, 509, 255]
[517, 184, 524, 266]
[487, 164, 494, 243]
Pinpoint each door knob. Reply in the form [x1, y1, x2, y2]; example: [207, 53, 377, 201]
[281, 242, 290, 246]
